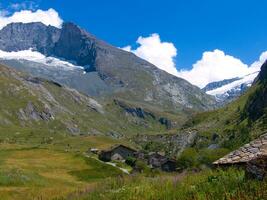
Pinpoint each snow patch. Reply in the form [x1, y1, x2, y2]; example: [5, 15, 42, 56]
[0, 49, 84, 71]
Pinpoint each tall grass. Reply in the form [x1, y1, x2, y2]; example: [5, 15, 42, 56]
[80, 168, 267, 200]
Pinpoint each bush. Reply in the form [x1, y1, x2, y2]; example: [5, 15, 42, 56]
[198, 148, 229, 167]
[143, 141, 164, 152]
[134, 160, 150, 173]
[177, 148, 198, 169]
[177, 148, 230, 169]
[125, 156, 136, 167]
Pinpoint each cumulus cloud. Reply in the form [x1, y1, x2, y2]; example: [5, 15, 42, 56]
[122, 34, 267, 88]
[122, 33, 178, 76]
[0, 8, 63, 30]
[177, 50, 267, 88]
[250, 51, 267, 71]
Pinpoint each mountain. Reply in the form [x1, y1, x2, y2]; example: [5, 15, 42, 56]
[0, 63, 187, 139]
[203, 71, 259, 104]
[0, 22, 216, 114]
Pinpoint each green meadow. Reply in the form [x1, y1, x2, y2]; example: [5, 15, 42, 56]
[0, 136, 123, 200]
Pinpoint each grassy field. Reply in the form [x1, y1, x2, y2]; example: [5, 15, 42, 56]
[0, 138, 124, 200]
[80, 168, 267, 200]
[0, 142, 265, 200]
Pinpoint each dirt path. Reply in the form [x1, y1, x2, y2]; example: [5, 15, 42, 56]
[84, 153, 130, 174]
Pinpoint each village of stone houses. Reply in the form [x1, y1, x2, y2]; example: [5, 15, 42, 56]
[87, 133, 267, 179]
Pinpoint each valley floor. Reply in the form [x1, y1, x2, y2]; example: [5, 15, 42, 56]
[0, 138, 123, 200]
[0, 141, 266, 200]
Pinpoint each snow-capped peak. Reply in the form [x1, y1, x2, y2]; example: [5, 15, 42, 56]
[204, 71, 259, 103]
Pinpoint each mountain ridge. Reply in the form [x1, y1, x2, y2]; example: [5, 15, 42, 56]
[0, 21, 217, 113]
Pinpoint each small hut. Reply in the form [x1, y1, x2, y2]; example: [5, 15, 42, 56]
[213, 133, 267, 179]
[161, 159, 177, 172]
[147, 152, 177, 172]
[148, 152, 167, 168]
[99, 144, 137, 162]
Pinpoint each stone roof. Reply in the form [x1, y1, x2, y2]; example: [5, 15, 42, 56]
[102, 144, 137, 153]
[213, 133, 267, 165]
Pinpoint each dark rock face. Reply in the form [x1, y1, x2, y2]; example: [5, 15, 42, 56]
[114, 99, 156, 119]
[159, 117, 172, 130]
[114, 99, 174, 129]
[245, 61, 267, 121]
[0, 22, 60, 54]
[257, 61, 267, 83]
[53, 23, 97, 70]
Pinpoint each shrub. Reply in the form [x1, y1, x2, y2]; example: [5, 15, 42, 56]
[134, 160, 150, 173]
[125, 156, 136, 167]
[177, 148, 198, 169]
[177, 148, 229, 169]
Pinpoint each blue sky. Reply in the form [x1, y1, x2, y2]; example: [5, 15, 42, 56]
[0, 0, 267, 87]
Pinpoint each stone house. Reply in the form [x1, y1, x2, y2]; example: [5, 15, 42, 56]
[147, 152, 177, 172]
[161, 159, 177, 172]
[148, 152, 167, 168]
[99, 144, 137, 162]
[213, 133, 267, 179]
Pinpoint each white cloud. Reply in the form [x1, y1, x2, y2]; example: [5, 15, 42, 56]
[0, 8, 63, 30]
[121, 34, 267, 89]
[177, 50, 267, 88]
[250, 51, 267, 71]
[122, 33, 178, 76]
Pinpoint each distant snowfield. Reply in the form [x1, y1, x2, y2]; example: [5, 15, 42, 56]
[0, 49, 84, 70]
[206, 71, 259, 96]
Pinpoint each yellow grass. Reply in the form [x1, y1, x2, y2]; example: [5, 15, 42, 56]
[0, 145, 118, 200]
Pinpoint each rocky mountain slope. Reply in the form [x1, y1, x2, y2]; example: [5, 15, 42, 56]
[0, 22, 216, 113]
[0, 63, 185, 140]
[203, 71, 259, 104]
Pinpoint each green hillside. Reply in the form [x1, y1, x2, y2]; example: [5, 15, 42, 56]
[0, 63, 186, 144]
[174, 62, 267, 169]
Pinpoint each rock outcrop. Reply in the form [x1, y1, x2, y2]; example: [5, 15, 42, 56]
[114, 99, 174, 129]
[134, 130, 197, 156]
